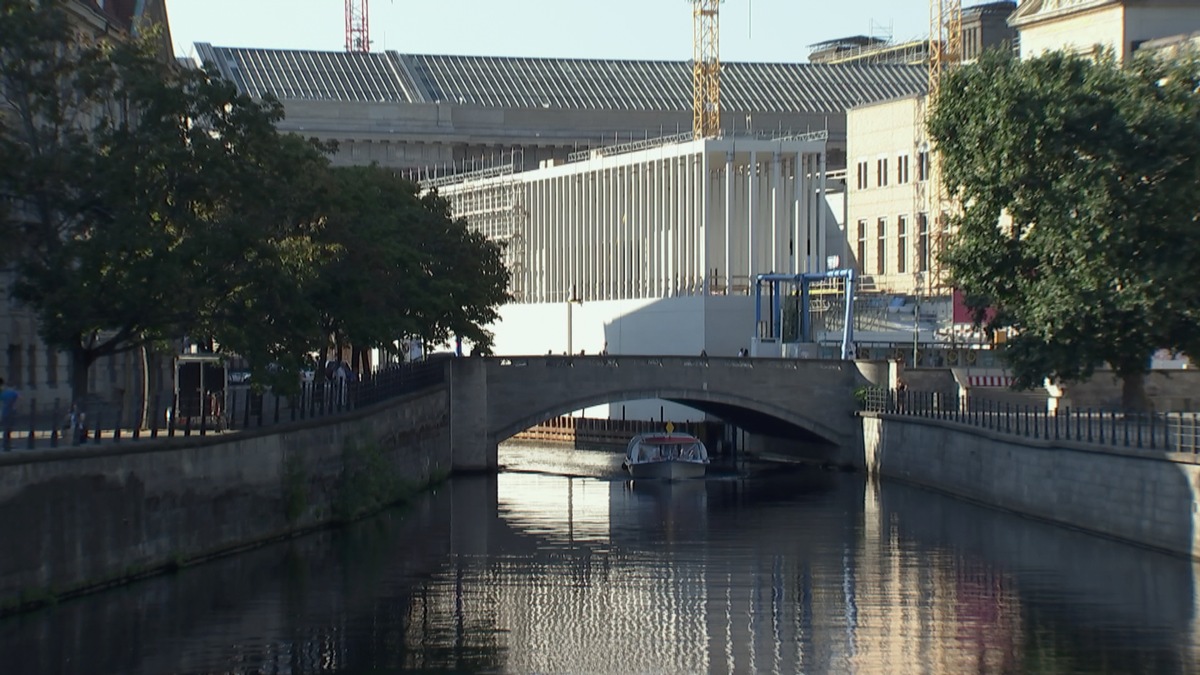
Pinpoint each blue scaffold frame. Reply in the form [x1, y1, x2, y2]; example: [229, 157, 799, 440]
[753, 268, 858, 360]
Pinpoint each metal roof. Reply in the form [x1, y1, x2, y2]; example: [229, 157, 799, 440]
[193, 45, 927, 113]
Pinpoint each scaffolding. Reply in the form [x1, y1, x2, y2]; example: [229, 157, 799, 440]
[421, 160, 527, 302]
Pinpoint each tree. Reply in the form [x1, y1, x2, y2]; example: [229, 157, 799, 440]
[0, 0, 331, 406]
[928, 48, 1200, 411]
[307, 167, 510, 367]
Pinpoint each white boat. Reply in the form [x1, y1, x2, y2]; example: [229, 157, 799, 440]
[622, 430, 709, 480]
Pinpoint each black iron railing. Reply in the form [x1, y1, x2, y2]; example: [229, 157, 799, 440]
[861, 387, 1200, 454]
[0, 361, 446, 452]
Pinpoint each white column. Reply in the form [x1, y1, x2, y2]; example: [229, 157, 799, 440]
[748, 151, 759, 281]
[672, 157, 681, 296]
[700, 153, 710, 295]
[602, 168, 611, 301]
[585, 171, 595, 295]
[792, 154, 804, 275]
[771, 151, 782, 274]
[724, 150, 734, 294]
[818, 149, 828, 273]
[807, 154, 818, 273]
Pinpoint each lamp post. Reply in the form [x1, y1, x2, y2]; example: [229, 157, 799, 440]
[913, 272, 923, 368]
[566, 283, 583, 355]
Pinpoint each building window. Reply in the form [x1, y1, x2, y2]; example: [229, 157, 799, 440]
[46, 348, 57, 386]
[856, 161, 869, 190]
[897, 215, 908, 275]
[6, 344, 21, 388]
[917, 150, 930, 182]
[917, 212, 930, 273]
[876, 218, 887, 275]
[897, 155, 910, 184]
[877, 158, 889, 187]
[857, 220, 867, 273]
[26, 345, 36, 390]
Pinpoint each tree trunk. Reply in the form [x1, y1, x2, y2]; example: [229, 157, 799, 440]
[69, 346, 91, 408]
[1119, 370, 1148, 413]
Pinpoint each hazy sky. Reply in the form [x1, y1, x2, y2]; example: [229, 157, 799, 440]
[167, 0, 932, 63]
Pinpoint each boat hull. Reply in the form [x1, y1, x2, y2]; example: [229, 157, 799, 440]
[625, 459, 707, 480]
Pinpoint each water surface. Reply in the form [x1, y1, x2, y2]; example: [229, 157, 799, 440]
[1, 444, 1196, 674]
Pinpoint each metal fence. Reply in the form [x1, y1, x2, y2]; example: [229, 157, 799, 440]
[862, 387, 1200, 454]
[1, 360, 446, 452]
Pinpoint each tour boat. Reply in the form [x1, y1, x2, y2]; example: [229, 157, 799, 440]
[622, 428, 709, 480]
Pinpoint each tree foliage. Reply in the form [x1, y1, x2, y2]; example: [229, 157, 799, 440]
[929, 48, 1200, 410]
[0, 0, 331, 399]
[0, 0, 511, 404]
[308, 167, 509, 364]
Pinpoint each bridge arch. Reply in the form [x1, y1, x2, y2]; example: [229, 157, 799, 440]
[492, 386, 844, 446]
[448, 356, 883, 470]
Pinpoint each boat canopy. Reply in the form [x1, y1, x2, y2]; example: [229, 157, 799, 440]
[626, 433, 709, 463]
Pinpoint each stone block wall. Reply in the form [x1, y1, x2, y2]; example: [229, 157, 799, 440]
[862, 414, 1200, 559]
[1062, 370, 1200, 412]
[0, 386, 451, 612]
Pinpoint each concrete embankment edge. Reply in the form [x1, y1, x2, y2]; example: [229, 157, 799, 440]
[0, 386, 454, 615]
[861, 414, 1200, 559]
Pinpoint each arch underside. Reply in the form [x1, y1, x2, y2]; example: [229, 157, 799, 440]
[491, 387, 843, 446]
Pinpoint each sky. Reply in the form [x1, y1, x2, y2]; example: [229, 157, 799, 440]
[166, 0, 932, 64]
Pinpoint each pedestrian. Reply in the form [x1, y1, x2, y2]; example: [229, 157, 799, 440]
[63, 402, 87, 445]
[700, 349, 708, 358]
[0, 378, 18, 450]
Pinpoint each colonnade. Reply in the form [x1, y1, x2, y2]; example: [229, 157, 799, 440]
[441, 137, 829, 305]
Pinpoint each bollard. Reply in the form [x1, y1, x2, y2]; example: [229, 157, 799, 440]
[27, 398, 37, 450]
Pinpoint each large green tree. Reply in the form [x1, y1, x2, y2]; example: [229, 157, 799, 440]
[308, 167, 510, 367]
[0, 0, 329, 405]
[929, 48, 1200, 411]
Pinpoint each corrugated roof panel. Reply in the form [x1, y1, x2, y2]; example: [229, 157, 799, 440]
[197, 46, 926, 111]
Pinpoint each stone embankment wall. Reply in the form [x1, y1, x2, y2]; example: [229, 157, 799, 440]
[1061, 370, 1200, 411]
[0, 386, 451, 613]
[861, 414, 1200, 559]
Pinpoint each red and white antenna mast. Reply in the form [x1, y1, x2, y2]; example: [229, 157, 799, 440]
[345, 0, 370, 52]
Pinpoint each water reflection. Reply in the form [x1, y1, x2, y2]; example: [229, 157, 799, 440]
[0, 445, 1196, 674]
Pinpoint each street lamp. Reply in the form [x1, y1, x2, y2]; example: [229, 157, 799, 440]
[566, 283, 583, 355]
[913, 272, 924, 368]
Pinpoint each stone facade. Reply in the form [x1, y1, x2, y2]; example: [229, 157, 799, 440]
[2, 1, 173, 426]
[1011, 0, 1200, 60]
[846, 95, 933, 295]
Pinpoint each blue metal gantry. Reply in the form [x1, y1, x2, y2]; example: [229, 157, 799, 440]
[753, 268, 858, 360]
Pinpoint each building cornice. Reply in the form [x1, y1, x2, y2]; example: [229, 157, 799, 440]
[1010, 0, 1119, 29]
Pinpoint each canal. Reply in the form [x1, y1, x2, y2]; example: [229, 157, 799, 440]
[1, 444, 1197, 674]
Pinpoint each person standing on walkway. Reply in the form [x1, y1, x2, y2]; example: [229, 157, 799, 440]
[0, 378, 19, 451]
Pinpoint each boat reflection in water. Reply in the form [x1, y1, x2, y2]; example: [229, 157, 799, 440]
[615, 475, 709, 541]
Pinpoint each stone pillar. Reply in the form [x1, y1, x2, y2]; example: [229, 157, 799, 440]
[448, 358, 497, 472]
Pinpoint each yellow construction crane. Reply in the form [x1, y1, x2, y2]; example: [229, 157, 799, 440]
[917, 0, 962, 291]
[692, 0, 721, 139]
[928, 0, 963, 105]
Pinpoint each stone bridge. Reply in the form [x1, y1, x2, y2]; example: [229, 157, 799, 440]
[448, 355, 888, 470]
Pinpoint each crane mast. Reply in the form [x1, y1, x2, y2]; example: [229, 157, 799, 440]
[346, 0, 370, 52]
[692, 0, 721, 139]
[928, 0, 963, 104]
[919, 0, 962, 291]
